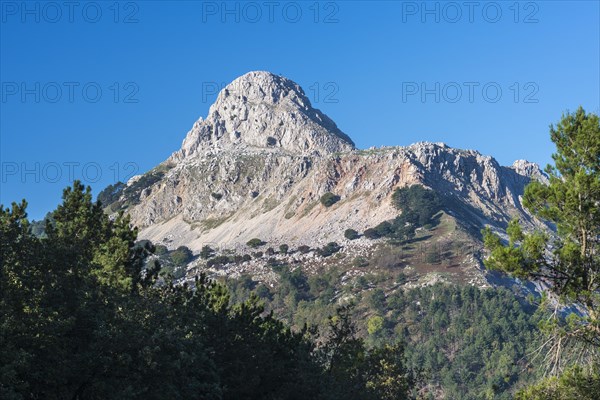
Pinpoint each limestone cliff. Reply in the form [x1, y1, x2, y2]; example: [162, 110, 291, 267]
[106, 72, 546, 254]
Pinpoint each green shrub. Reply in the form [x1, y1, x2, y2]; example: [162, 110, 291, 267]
[170, 246, 193, 266]
[211, 192, 223, 200]
[344, 228, 359, 240]
[318, 242, 341, 257]
[353, 256, 369, 268]
[279, 244, 289, 254]
[374, 221, 394, 237]
[367, 288, 386, 312]
[159, 264, 185, 280]
[145, 258, 161, 272]
[367, 315, 385, 335]
[246, 238, 265, 248]
[424, 249, 440, 264]
[134, 240, 155, 255]
[392, 185, 442, 226]
[320, 192, 340, 207]
[252, 251, 263, 258]
[396, 272, 408, 284]
[266, 136, 277, 146]
[206, 255, 232, 268]
[255, 284, 272, 300]
[238, 274, 256, 290]
[356, 275, 370, 290]
[363, 185, 443, 242]
[298, 245, 310, 254]
[267, 257, 280, 267]
[363, 228, 381, 240]
[200, 245, 215, 259]
[154, 244, 169, 256]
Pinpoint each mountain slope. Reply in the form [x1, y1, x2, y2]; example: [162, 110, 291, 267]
[103, 71, 547, 286]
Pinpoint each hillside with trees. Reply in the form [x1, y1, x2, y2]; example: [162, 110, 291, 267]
[0, 182, 413, 400]
[2, 108, 598, 399]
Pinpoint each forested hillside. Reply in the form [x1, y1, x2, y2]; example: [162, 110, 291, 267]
[1, 183, 416, 400]
[2, 108, 598, 399]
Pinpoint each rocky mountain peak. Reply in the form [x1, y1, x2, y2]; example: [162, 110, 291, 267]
[172, 71, 355, 161]
[511, 159, 548, 183]
[112, 72, 550, 262]
[209, 71, 308, 112]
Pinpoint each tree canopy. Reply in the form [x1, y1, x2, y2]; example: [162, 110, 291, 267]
[364, 185, 443, 241]
[483, 107, 600, 396]
[0, 181, 412, 400]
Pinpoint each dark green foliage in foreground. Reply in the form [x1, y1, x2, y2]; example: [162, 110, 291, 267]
[28, 212, 54, 238]
[365, 185, 443, 241]
[514, 364, 600, 400]
[484, 107, 600, 350]
[149, 245, 193, 280]
[320, 192, 341, 207]
[483, 107, 600, 397]
[0, 182, 412, 400]
[317, 305, 414, 400]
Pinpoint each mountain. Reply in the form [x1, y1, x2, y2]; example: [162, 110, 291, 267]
[103, 71, 547, 288]
[172, 70, 355, 159]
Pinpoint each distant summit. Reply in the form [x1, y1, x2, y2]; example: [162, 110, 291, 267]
[173, 71, 354, 160]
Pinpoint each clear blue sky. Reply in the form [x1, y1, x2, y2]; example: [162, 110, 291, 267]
[1, 1, 599, 220]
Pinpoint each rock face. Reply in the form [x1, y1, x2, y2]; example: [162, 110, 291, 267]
[171, 71, 354, 161]
[110, 71, 546, 252]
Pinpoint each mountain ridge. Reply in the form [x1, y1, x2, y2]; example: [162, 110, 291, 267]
[102, 71, 548, 288]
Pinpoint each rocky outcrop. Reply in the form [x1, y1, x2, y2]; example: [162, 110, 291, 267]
[170, 71, 354, 161]
[111, 72, 546, 252]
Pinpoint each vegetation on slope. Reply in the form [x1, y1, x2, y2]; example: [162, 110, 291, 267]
[364, 185, 443, 241]
[0, 182, 413, 400]
[4, 109, 597, 399]
[483, 107, 600, 398]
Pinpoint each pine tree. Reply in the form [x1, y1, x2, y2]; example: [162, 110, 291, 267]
[483, 107, 599, 368]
